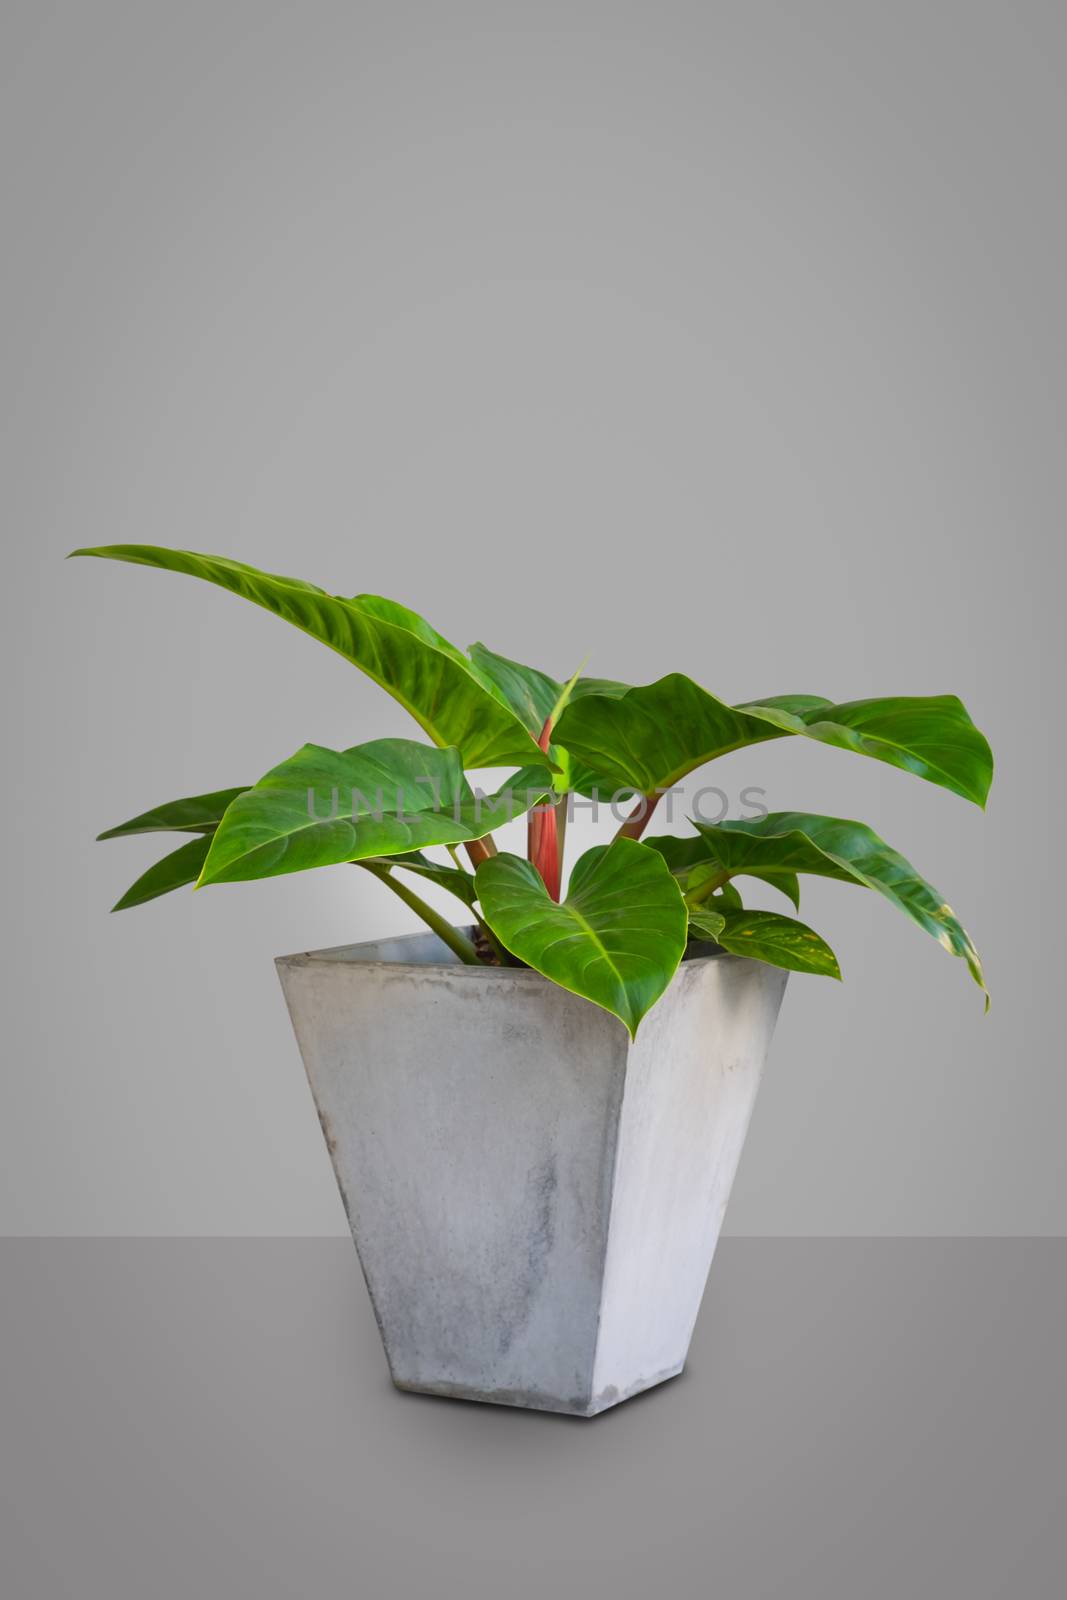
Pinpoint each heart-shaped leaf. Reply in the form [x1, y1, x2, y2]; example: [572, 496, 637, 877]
[69, 547, 552, 770]
[200, 739, 553, 885]
[475, 838, 687, 1037]
[555, 676, 991, 806]
[687, 812, 987, 1004]
[689, 905, 840, 979]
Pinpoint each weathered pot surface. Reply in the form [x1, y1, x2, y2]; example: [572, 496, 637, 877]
[276, 931, 787, 1417]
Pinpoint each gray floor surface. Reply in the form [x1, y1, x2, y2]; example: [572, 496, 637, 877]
[1, 1239, 1063, 1599]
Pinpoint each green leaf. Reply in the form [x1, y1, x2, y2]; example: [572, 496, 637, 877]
[101, 787, 249, 910]
[199, 738, 553, 886]
[690, 906, 841, 979]
[467, 643, 562, 734]
[97, 787, 248, 840]
[645, 834, 800, 910]
[475, 838, 688, 1037]
[688, 812, 988, 1004]
[705, 880, 745, 912]
[111, 836, 212, 911]
[681, 881, 746, 922]
[469, 642, 627, 797]
[361, 850, 478, 908]
[570, 677, 631, 701]
[687, 906, 727, 941]
[735, 693, 993, 808]
[555, 676, 992, 806]
[469, 643, 630, 732]
[69, 547, 552, 770]
[556, 675, 774, 793]
[751, 869, 801, 911]
[507, 758, 633, 805]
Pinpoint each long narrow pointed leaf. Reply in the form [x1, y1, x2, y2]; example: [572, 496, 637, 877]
[98, 787, 248, 840]
[555, 676, 992, 807]
[111, 835, 213, 911]
[69, 547, 553, 770]
[475, 839, 687, 1037]
[688, 812, 988, 1004]
[199, 739, 553, 886]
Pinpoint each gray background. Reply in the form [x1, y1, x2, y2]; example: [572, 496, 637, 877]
[2, 0, 1064, 1236]
[3, 1239, 1064, 1599]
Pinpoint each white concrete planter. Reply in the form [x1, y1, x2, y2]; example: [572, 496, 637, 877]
[277, 931, 788, 1417]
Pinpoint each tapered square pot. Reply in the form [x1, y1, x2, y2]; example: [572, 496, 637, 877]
[277, 931, 787, 1417]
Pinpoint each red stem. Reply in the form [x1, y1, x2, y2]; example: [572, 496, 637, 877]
[528, 715, 562, 900]
[465, 836, 497, 869]
[614, 791, 661, 842]
[537, 804, 561, 900]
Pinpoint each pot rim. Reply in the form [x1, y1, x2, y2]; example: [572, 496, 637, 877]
[275, 929, 731, 981]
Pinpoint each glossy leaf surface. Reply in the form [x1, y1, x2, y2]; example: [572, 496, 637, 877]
[645, 833, 801, 911]
[98, 787, 248, 839]
[469, 642, 628, 796]
[555, 676, 991, 806]
[469, 643, 629, 729]
[70, 547, 550, 769]
[467, 643, 561, 734]
[475, 838, 687, 1036]
[112, 836, 212, 911]
[689, 905, 841, 979]
[735, 693, 993, 807]
[200, 739, 552, 885]
[688, 812, 987, 1003]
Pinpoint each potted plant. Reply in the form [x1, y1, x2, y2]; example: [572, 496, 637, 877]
[72, 545, 992, 1416]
